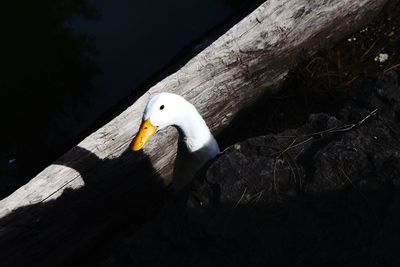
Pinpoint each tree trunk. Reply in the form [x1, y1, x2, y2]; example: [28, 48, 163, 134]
[0, 0, 390, 265]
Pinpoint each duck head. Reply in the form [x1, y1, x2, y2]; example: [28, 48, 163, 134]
[131, 93, 203, 151]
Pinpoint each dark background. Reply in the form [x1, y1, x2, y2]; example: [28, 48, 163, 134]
[0, 0, 261, 198]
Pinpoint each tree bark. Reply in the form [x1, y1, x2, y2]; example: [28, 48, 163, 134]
[0, 0, 390, 265]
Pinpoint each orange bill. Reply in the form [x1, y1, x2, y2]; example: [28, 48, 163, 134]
[131, 119, 158, 151]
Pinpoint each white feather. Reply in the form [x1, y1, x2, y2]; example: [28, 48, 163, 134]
[143, 93, 220, 189]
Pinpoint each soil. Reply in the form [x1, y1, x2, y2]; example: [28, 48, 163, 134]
[219, 1, 400, 147]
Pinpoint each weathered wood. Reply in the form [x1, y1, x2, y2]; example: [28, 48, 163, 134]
[0, 0, 390, 264]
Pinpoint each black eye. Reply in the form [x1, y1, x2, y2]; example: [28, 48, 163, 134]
[160, 105, 164, 110]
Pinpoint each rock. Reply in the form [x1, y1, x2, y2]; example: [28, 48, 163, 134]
[205, 72, 400, 203]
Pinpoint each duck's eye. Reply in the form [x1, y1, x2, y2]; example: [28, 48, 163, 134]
[160, 105, 165, 110]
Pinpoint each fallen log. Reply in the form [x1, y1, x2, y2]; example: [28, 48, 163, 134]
[0, 0, 391, 265]
[1, 0, 389, 215]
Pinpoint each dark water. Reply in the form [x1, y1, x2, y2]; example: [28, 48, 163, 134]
[0, 0, 259, 198]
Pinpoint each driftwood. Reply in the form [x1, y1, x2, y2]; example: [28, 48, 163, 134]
[0, 0, 390, 265]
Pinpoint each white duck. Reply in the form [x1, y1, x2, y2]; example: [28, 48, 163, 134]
[131, 93, 220, 189]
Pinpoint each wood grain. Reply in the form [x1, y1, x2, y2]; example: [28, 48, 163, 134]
[0, 0, 388, 217]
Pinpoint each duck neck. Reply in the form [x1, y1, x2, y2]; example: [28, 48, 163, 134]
[175, 106, 213, 152]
